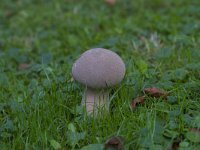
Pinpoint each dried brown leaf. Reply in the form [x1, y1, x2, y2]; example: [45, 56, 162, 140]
[130, 96, 145, 109]
[104, 136, 124, 150]
[18, 63, 30, 70]
[105, 0, 116, 6]
[144, 87, 168, 98]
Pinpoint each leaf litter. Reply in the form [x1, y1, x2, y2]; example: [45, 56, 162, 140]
[130, 87, 168, 109]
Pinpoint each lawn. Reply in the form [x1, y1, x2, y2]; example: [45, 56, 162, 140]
[0, 0, 200, 149]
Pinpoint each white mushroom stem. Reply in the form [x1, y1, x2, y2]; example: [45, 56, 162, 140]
[82, 88, 109, 114]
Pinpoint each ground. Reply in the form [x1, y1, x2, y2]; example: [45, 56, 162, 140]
[0, 0, 200, 149]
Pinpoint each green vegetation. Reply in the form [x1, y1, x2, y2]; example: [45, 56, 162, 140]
[0, 0, 200, 149]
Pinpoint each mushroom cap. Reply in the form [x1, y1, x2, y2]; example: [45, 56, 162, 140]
[72, 48, 125, 89]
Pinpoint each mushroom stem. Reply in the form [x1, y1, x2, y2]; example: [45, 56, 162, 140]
[82, 88, 109, 114]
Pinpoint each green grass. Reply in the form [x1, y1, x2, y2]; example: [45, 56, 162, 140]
[0, 0, 200, 149]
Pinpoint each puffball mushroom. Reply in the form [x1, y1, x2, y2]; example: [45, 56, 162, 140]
[72, 48, 125, 114]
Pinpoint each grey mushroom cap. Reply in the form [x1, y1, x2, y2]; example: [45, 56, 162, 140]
[72, 48, 125, 89]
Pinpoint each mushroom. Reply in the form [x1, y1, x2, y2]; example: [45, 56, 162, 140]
[72, 48, 125, 115]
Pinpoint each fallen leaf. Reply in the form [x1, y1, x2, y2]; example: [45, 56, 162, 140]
[104, 136, 124, 150]
[130, 96, 145, 109]
[144, 87, 168, 98]
[18, 63, 30, 70]
[105, 0, 116, 6]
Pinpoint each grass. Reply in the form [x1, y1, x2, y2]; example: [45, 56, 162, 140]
[0, 0, 200, 149]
